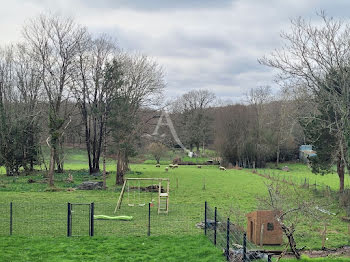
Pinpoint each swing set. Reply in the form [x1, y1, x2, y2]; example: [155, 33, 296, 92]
[114, 178, 170, 214]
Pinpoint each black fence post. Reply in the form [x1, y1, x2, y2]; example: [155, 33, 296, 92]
[204, 201, 207, 236]
[214, 207, 217, 245]
[10, 202, 12, 236]
[226, 218, 230, 261]
[268, 254, 272, 262]
[148, 202, 151, 236]
[67, 202, 71, 237]
[90, 202, 94, 237]
[243, 232, 247, 262]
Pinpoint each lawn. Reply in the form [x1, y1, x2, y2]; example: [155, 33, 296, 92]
[0, 148, 350, 261]
[0, 235, 224, 262]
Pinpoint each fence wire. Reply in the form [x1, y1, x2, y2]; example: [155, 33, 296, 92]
[0, 201, 273, 261]
[0, 202, 203, 237]
[205, 203, 270, 262]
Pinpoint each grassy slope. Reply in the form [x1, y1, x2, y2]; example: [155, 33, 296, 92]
[264, 163, 350, 191]
[1, 148, 350, 261]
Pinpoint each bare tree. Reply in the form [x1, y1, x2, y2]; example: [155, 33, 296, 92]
[147, 142, 168, 164]
[172, 89, 215, 153]
[270, 92, 299, 166]
[14, 44, 42, 172]
[260, 13, 350, 192]
[259, 182, 330, 260]
[0, 46, 42, 175]
[72, 34, 117, 174]
[107, 53, 165, 185]
[23, 14, 88, 186]
[246, 86, 272, 167]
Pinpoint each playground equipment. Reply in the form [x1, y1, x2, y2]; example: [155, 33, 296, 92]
[94, 215, 133, 221]
[115, 178, 170, 214]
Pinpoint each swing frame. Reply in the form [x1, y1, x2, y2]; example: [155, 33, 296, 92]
[114, 178, 170, 214]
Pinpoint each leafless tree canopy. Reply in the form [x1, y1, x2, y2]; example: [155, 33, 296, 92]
[260, 12, 350, 192]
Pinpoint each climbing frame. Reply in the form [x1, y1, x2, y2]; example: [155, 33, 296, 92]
[114, 178, 170, 214]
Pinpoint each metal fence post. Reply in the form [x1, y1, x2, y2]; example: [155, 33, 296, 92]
[204, 201, 207, 236]
[90, 202, 94, 237]
[67, 202, 71, 237]
[10, 202, 13, 236]
[214, 207, 217, 245]
[243, 232, 247, 262]
[148, 202, 151, 236]
[268, 254, 272, 262]
[226, 218, 230, 261]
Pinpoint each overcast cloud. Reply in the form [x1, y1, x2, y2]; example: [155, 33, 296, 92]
[1, 0, 349, 102]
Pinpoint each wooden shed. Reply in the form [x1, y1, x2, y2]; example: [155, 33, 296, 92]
[246, 210, 283, 245]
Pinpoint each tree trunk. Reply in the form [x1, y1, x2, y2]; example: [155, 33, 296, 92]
[93, 115, 104, 173]
[123, 153, 129, 172]
[55, 147, 64, 173]
[102, 144, 107, 190]
[6, 166, 12, 176]
[116, 150, 125, 185]
[48, 146, 55, 187]
[337, 155, 345, 193]
[276, 146, 280, 167]
[281, 224, 300, 260]
[83, 109, 93, 174]
[30, 158, 34, 172]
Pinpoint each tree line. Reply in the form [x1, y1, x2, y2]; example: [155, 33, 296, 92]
[0, 14, 164, 186]
[1, 12, 349, 194]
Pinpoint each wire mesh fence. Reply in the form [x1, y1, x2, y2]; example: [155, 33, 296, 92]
[0, 202, 203, 238]
[205, 202, 272, 262]
[0, 200, 279, 261]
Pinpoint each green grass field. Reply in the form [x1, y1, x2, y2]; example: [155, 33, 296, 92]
[0, 235, 224, 262]
[0, 148, 350, 261]
[263, 163, 350, 192]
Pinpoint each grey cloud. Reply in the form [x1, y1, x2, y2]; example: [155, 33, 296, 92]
[3, 0, 350, 103]
[80, 0, 233, 10]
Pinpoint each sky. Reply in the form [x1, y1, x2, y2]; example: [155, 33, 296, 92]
[1, 0, 349, 103]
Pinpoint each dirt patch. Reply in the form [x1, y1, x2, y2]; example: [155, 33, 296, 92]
[303, 246, 350, 258]
[280, 246, 350, 259]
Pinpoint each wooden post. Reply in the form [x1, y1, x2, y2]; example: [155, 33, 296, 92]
[67, 202, 71, 237]
[148, 202, 151, 236]
[90, 202, 94, 237]
[158, 180, 161, 214]
[115, 179, 127, 212]
[10, 202, 12, 236]
[322, 223, 327, 250]
[260, 223, 264, 247]
[226, 218, 230, 261]
[204, 201, 207, 236]
[214, 207, 217, 245]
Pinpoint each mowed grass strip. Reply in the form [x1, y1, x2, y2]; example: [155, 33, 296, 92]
[0, 235, 225, 262]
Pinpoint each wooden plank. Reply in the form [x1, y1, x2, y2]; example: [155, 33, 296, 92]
[126, 178, 169, 181]
[114, 180, 127, 213]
